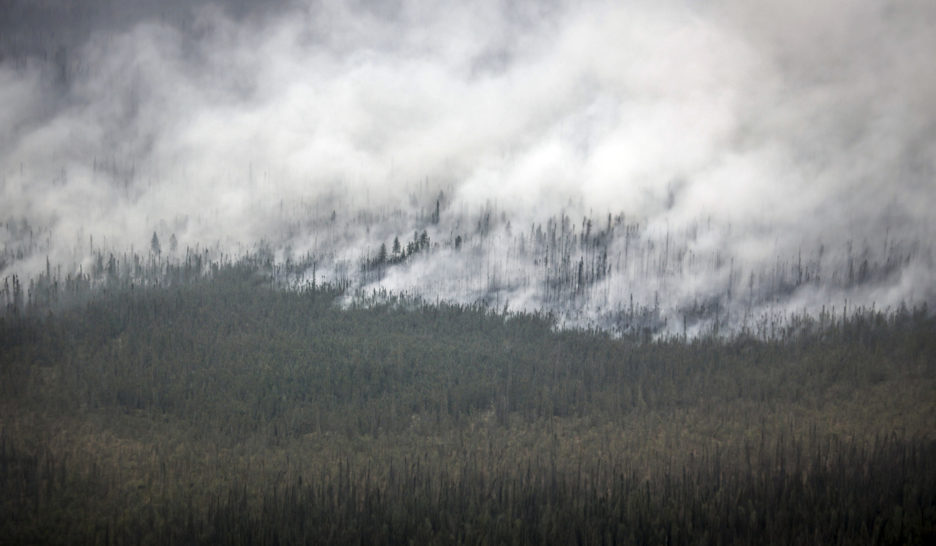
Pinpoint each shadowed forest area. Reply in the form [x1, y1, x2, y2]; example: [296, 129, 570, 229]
[1, 263, 934, 544]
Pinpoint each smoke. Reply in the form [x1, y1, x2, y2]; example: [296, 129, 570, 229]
[1, 0, 934, 333]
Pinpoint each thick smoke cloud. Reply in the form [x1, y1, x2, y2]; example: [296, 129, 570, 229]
[1, 0, 934, 333]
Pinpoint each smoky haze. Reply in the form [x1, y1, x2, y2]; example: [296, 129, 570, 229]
[1, 0, 934, 334]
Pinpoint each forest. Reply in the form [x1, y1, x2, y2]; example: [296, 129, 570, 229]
[2, 261, 934, 544]
[3, 0, 936, 543]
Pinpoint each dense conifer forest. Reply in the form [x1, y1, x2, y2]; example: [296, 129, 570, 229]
[2, 262, 934, 544]
[4, 0, 936, 543]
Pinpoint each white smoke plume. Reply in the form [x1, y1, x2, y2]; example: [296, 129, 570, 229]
[1, 0, 934, 334]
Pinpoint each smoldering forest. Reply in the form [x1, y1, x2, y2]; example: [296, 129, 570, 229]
[2, 0, 935, 334]
[4, 3, 936, 545]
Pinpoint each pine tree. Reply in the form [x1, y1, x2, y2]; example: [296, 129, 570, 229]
[419, 231, 429, 251]
[151, 232, 161, 255]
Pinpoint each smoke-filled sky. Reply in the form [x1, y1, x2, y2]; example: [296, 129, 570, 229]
[2, 0, 935, 331]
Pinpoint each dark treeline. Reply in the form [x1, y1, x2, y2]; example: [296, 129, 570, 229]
[1, 262, 934, 544]
[4, 431, 933, 545]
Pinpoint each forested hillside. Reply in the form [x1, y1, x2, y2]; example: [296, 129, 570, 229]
[2, 263, 934, 544]
[3, 0, 936, 542]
